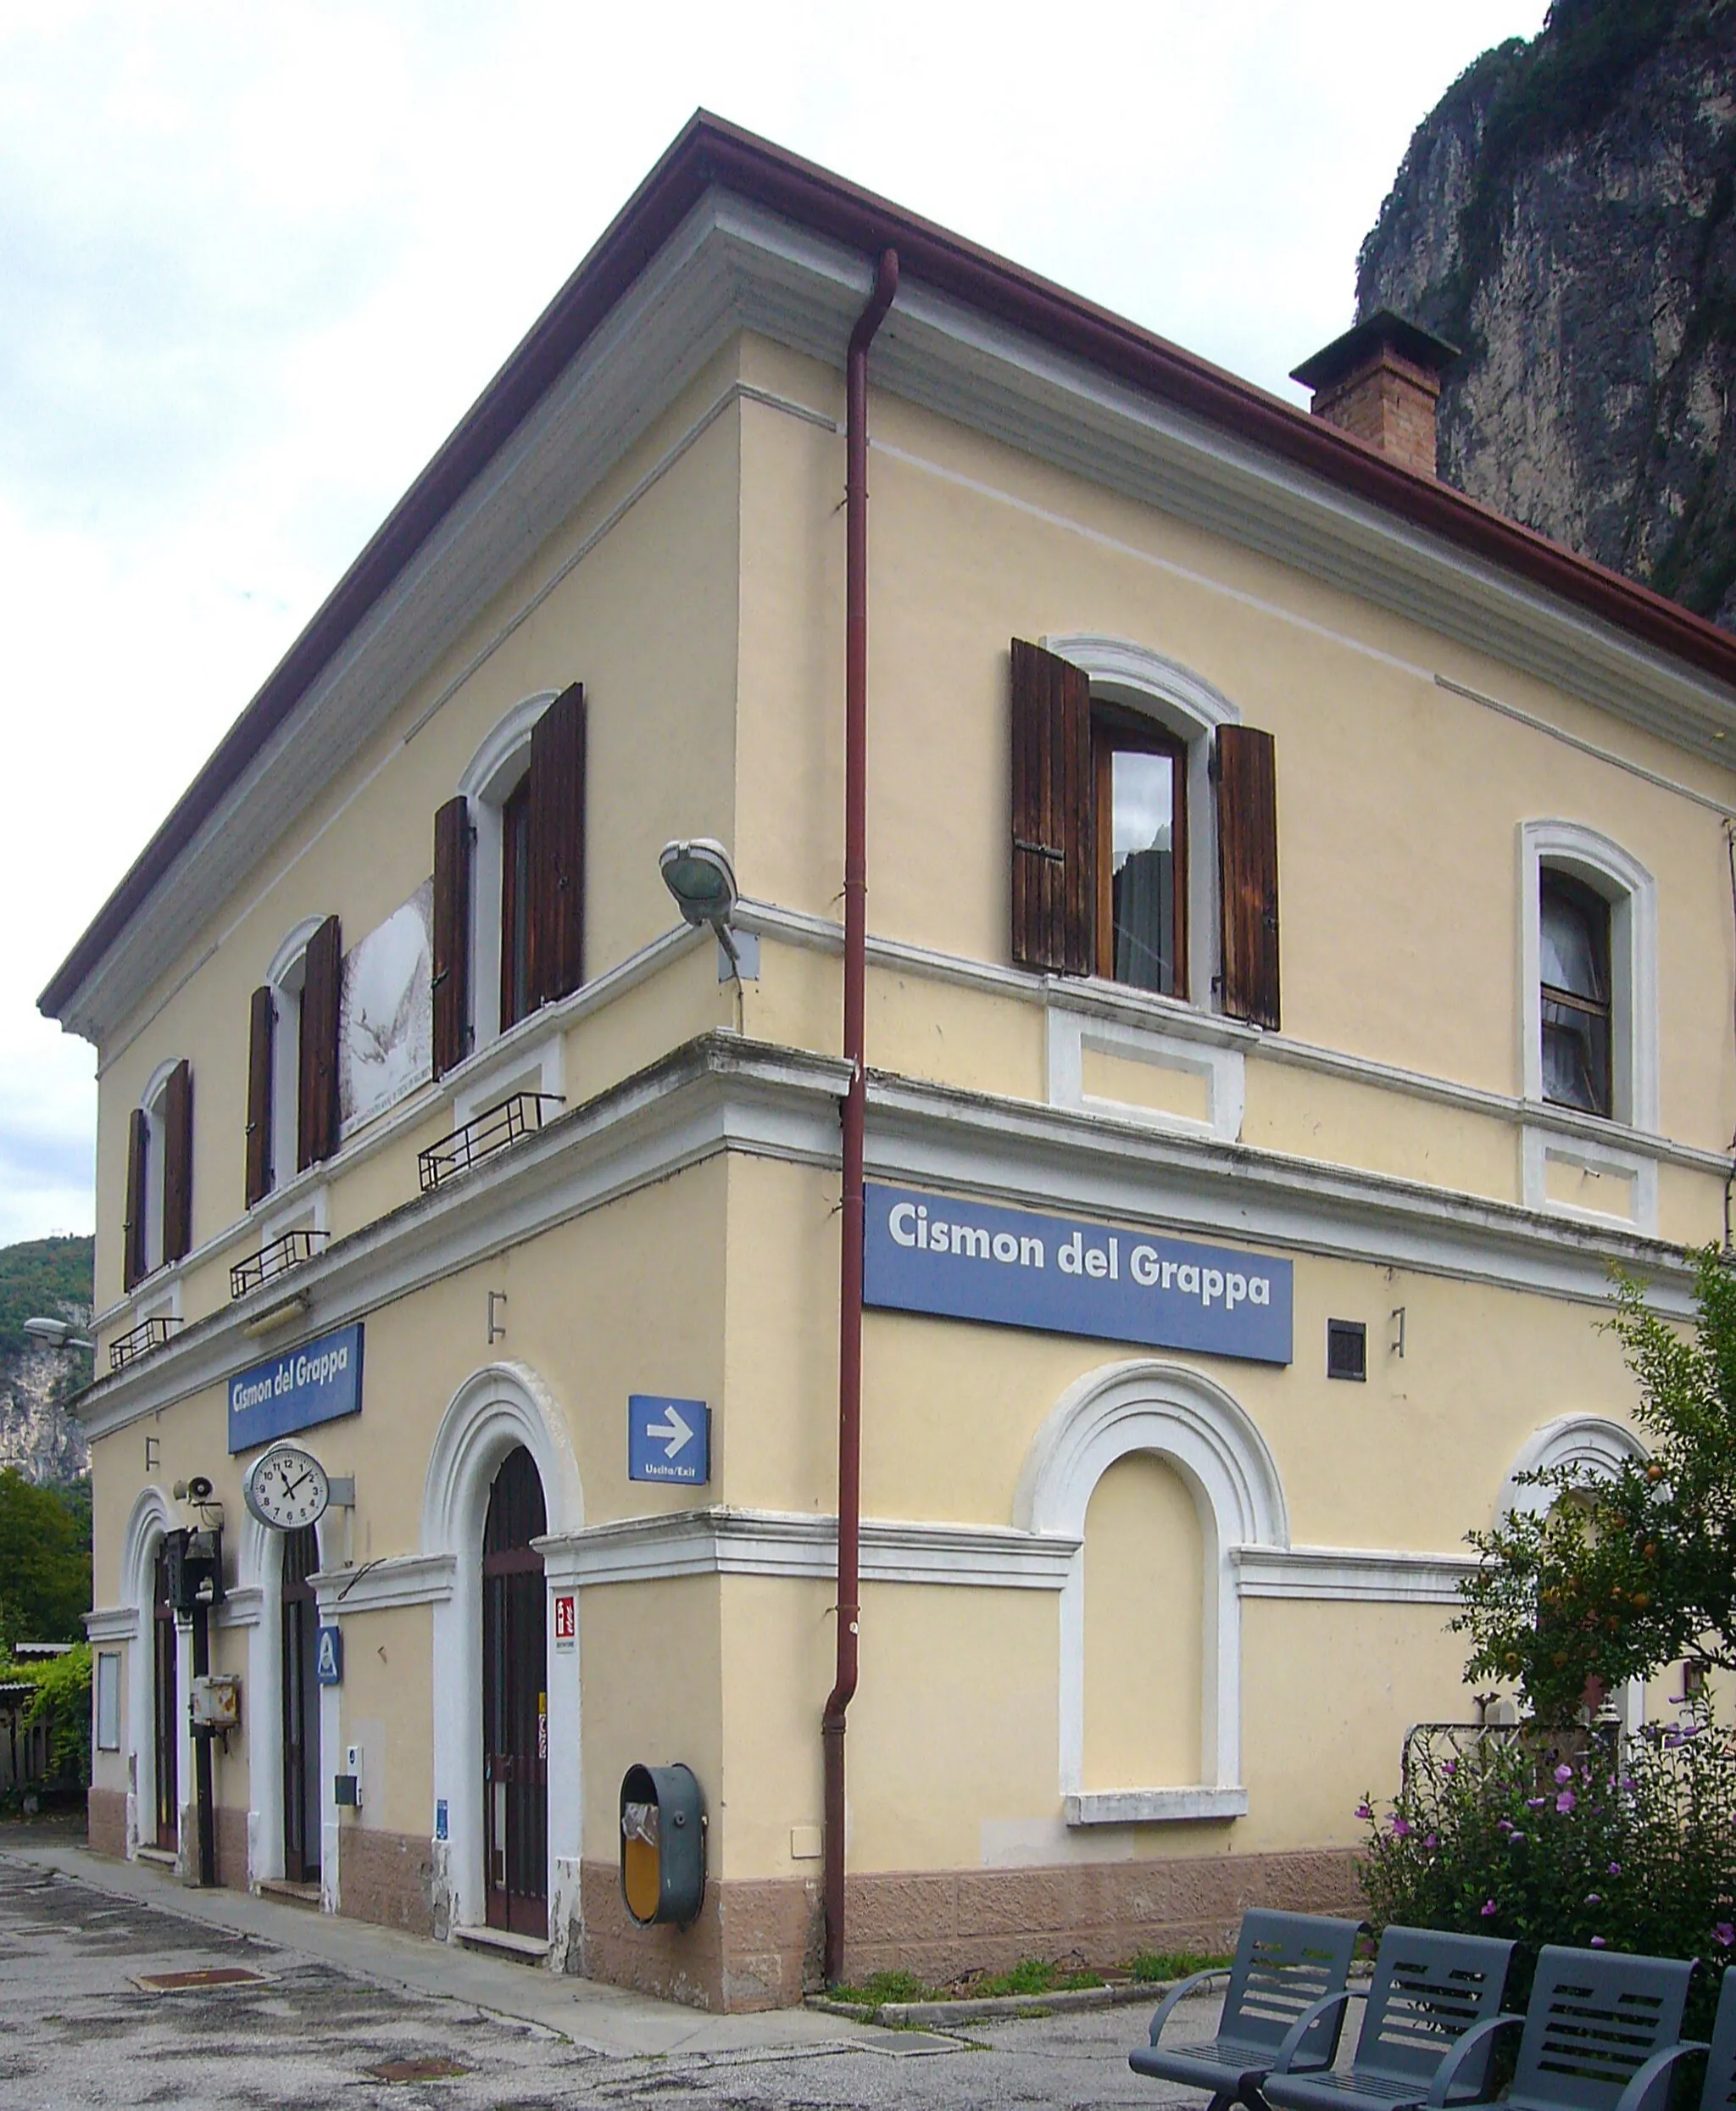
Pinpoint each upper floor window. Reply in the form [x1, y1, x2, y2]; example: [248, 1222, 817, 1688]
[1010, 636, 1278, 1028]
[1520, 822, 1657, 1132]
[435, 682, 587, 1077]
[246, 916, 342, 1208]
[124, 1059, 192, 1290]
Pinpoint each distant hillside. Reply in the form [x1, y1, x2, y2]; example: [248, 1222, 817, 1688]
[1357, 0, 1736, 627]
[0, 1235, 92, 1484]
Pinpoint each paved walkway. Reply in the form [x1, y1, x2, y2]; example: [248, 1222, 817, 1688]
[0, 1838, 1209, 2108]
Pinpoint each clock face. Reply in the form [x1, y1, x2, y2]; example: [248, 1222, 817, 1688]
[243, 1444, 331, 1531]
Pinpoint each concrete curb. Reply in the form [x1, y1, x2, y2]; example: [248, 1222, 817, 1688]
[809, 1976, 1182, 2027]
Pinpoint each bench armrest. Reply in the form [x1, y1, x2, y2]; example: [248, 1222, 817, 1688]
[1271, 1990, 1355, 2076]
[1611, 2040, 1709, 2111]
[1149, 1968, 1232, 2046]
[1423, 2015, 1525, 2109]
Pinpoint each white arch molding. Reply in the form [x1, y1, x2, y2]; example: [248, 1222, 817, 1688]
[1016, 1359, 1288, 1821]
[1496, 1413, 1648, 1523]
[119, 1486, 182, 1868]
[421, 1362, 583, 1962]
[239, 1504, 341, 1892]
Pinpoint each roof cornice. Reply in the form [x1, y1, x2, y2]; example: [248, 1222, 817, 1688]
[41, 110, 1736, 1026]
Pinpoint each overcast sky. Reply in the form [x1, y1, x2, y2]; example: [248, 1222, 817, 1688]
[0, 0, 1551, 1253]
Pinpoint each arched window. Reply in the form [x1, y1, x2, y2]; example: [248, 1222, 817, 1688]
[246, 916, 341, 1207]
[123, 1058, 192, 1289]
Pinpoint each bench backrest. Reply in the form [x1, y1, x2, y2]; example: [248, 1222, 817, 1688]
[1697, 1966, 1736, 2111]
[1510, 1947, 1695, 2111]
[1354, 1928, 1516, 2091]
[1218, 1911, 1364, 2065]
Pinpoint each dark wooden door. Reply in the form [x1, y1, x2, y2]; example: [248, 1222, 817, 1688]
[482, 1446, 548, 1936]
[152, 1543, 179, 1852]
[281, 1525, 321, 1883]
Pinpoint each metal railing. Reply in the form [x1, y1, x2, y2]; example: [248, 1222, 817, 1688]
[417, 1093, 565, 1195]
[229, 1227, 330, 1301]
[1401, 1718, 1623, 1786]
[109, 1314, 183, 1372]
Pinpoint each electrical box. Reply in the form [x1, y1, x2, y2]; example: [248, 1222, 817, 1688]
[334, 1774, 361, 1808]
[189, 1674, 241, 1730]
[164, 1526, 225, 1612]
[620, 1762, 705, 1928]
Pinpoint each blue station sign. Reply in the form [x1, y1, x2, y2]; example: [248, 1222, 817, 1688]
[863, 1184, 1293, 1365]
[315, 1625, 343, 1687]
[628, 1395, 711, 1485]
[227, 1323, 364, 1454]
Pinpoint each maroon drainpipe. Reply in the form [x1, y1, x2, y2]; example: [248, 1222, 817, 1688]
[823, 246, 899, 1991]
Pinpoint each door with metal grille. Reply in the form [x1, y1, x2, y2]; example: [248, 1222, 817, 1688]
[152, 1542, 179, 1852]
[281, 1525, 321, 1883]
[482, 1446, 548, 1936]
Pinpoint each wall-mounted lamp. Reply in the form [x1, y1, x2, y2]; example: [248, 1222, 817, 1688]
[25, 1316, 95, 1353]
[659, 838, 758, 983]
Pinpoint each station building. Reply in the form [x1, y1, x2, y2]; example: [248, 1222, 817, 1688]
[45, 115, 1736, 2010]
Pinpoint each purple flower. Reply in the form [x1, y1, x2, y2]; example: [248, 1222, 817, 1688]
[1555, 1764, 1575, 1785]
[1355, 1802, 1373, 1820]
[1527, 1797, 1548, 1809]
[1497, 1818, 1514, 1832]
[1390, 1817, 1412, 1839]
[1424, 1834, 1438, 1850]
[1556, 1791, 1577, 1814]
[1444, 1760, 1459, 1776]
[1481, 1899, 1498, 1918]
[1585, 1895, 1603, 1908]
[1609, 1863, 1622, 1877]
[1590, 1937, 1606, 1949]
[1717, 1924, 1735, 1949]
[1510, 1831, 1527, 1844]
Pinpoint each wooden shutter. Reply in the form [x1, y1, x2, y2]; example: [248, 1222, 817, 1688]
[1010, 639, 1093, 975]
[432, 795, 472, 1078]
[527, 682, 586, 1008]
[122, 1106, 149, 1292]
[298, 914, 342, 1169]
[1216, 723, 1281, 1030]
[246, 985, 275, 1207]
[162, 1061, 193, 1266]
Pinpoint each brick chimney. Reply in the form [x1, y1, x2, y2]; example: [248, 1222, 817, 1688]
[1290, 310, 1460, 478]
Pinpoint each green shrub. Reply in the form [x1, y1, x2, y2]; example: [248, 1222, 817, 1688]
[1361, 1708, 1736, 2031]
[1, 1643, 92, 1787]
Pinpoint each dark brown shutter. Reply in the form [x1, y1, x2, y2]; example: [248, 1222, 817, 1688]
[1216, 723, 1280, 1030]
[527, 682, 586, 1008]
[432, 795, 472, 1077]
[246, 985, 275, 1207]
[162, 1061, 193, 1266]
[298, 914, 342, 1169]
[122, 1106, 149, 1292]
[1010, 639, 1093, 975]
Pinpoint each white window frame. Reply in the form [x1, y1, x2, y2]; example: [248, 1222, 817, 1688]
[135, 1059, 183, 1280]
[260, 916, 327, 1202]
[1043, 633, 1240, 1012]
[457, 692, 559, 1054]
[1519, 821, 1657, 1132]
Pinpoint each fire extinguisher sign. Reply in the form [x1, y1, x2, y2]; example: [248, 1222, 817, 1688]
[553, 1592, 576, 1653]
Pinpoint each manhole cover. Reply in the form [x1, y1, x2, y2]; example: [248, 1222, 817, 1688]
[133, 1967, 270, 1992]
[364, 2058, 470, 2083]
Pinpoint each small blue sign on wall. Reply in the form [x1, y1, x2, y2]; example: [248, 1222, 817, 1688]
[227, 1322, 364, 1454]
[864, 1184, 1294, 1365]
[628, 1395, 711, 1484]
[315, 1625, 343, 1687]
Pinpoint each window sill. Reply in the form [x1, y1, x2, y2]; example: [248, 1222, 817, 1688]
[1047, 1000, 1246, 1143]
[1064, 1786, 1247, 1826]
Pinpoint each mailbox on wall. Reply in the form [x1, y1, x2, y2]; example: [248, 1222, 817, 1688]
[620, 1763, 706, 1928]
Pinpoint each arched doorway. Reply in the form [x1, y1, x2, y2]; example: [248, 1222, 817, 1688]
[281, 1525, 321, 1884]
[151, 1542, 179, 1852]
[482, 1445, 547, 1936]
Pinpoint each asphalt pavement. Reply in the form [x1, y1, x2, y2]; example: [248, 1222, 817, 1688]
[0, 1837, 1214, 2108]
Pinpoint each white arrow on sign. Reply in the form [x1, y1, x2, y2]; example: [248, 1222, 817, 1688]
[647, 1403, 694, 1459]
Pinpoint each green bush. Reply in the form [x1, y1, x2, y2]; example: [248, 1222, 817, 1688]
[1, 1643, 92, 1788]
[1361, 1708, 1736, 2031]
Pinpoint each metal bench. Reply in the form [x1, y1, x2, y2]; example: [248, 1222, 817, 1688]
[1130, 1910, 1364, 2111]
[1262, 1927, 1516, 2111]
[1603, 1956, 1736, 2111]
[1409, 1945, 1696, 2111]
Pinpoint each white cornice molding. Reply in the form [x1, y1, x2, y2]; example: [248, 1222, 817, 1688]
[312, 1551, 458, 1617]
[84, 1607, 139, 1644]
[59, 189, 1736, 1048]
[1066, 1787, 1249, 1826]
[1233, 1545, 1477, 1605]
[78, 1031, 1700, 1442]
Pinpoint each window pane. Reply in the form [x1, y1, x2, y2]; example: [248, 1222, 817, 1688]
[1541, 881, 1607, 1002]
[1542, 996, 1611, 1115]
[1110, 749, 1177, 994]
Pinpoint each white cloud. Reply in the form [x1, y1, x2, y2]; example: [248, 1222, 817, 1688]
[0, 0, 1550, 1245]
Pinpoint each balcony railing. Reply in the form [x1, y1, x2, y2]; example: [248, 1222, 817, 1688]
[109, 1315, 183, 1373]
[230, 1227, 330, 1302]
[418, 1093, 565, 1195]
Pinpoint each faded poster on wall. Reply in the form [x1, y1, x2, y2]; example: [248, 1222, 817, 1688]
[339, 881, 434, 1133]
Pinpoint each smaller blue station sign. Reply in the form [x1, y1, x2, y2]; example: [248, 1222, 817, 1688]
[628, 1395, 710, 1485]
[228, 1322, 364, 1454]
[315, 1626, 343, 1687]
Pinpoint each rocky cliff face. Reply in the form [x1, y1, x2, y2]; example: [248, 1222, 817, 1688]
[0, 1237, 92, 1487]
[1357, 0, 1736, 627]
